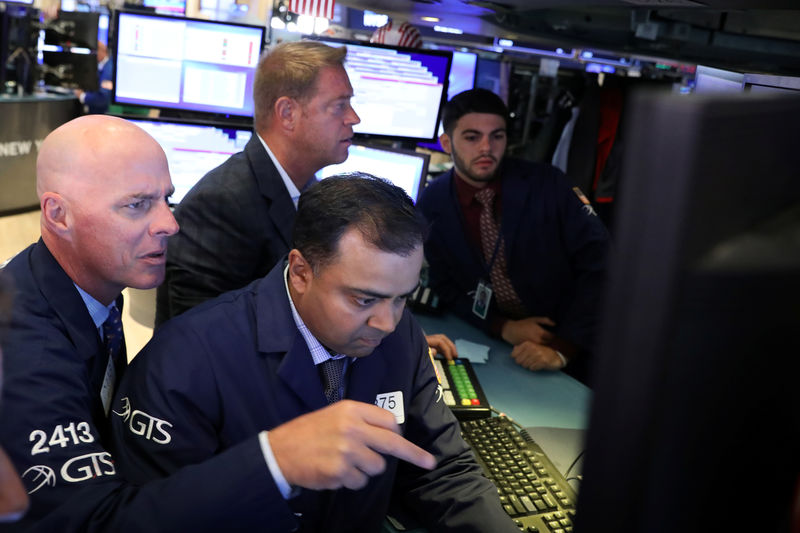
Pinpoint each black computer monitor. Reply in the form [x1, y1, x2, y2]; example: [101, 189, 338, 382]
[44, 11, 100, 50]
[112, 10, 265, 118]
[311, 37, 452, 143]
[316, 142, 430, 203]
[128, 117, 253, 205]
[41, 50, 98, 90]
[574, 91, 800, 533]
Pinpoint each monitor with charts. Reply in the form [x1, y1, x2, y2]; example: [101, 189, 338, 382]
[311, 37, 451, 143]
[316, 142, 430, 203]
[128, 117, 253, 205]
[112, 10, 265, 117]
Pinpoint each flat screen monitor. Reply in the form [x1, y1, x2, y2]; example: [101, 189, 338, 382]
[311, 37, 451, 142]
[128, 117, 253, 205]
[45, 11, 100, 50]
[417, 50, 477, 152]
[575, 91, 800, 533]
[447, 50, 477, 100]
[41, 50, 98, 91]
[316, 142, 430, 203]
[112, 11, 265, 117]
[143, 0, 185, 15]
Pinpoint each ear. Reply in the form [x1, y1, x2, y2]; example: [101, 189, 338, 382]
[274, 96, 297, 131]
[287, 249, 313, 295]
[439, 132, 453, 155]
[40, 192, 71, 239]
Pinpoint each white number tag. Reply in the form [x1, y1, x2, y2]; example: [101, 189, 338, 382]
[375, 391, 404, 425]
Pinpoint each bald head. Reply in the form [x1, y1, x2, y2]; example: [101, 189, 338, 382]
[37, 115, 179, 304]
[37, 115, 166, 200]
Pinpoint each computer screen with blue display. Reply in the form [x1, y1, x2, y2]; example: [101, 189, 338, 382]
[418, 50, 477, 151]
[129, 117, 252, 205]
[447, 50, 477, 100]
[113, 11, 265, 117]
[316, 143, 430, 203]
[312, 38, 451, 142]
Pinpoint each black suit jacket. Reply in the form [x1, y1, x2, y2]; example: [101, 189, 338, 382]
[155, 135, 297, 327]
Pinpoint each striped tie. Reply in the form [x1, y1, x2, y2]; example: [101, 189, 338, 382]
[475, 188, 527, 318]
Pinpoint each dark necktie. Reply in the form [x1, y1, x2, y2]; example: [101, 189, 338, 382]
[319, 357, 346, 404]
[102, 305, 126, 387]
[474, 188, 527, 318]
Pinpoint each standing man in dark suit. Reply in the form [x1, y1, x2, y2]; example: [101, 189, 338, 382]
[112, 175, 519, 532]
[0, 115, 353, 531]
[154, 40, 359, 327]
[74, 41, 113, 115]
[418, 89, 610, 384]
[155, 40, 456, 358]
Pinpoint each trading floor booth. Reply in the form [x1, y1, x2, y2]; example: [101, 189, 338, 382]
[0, 94, 80, 214]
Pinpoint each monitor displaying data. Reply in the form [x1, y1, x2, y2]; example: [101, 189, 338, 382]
[418, 49, 477, 151]
[113, 11, 265, 117]
[316, 142, 430, 203]
[312, 38, 451, 142]
[129, 117, 253, 205]
[143, 0, 185, 15]
[447, 50, 477, 100]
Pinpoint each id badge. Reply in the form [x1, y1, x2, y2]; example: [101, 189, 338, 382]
[472, 280, 492, 320]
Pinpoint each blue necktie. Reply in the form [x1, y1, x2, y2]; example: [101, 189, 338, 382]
[102, 305, 125, 384]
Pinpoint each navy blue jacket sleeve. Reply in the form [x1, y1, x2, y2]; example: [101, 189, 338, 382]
[546, 169, 610, 352]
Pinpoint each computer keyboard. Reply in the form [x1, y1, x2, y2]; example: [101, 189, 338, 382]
[460, 416, 578, 532]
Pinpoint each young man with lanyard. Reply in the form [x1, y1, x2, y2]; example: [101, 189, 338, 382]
[418, 89, 610, 384]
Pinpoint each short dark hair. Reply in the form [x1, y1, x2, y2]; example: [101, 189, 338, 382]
[441, 88, 509, 135]
[293, 173, 426, 272]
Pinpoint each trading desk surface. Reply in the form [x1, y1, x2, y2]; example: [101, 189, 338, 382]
[414, 313, 591, 430]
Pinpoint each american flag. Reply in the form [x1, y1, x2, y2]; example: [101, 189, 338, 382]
[289, 0, 335, 19]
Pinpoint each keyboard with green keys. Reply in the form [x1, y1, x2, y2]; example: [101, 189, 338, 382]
[432, 357, 491, 420]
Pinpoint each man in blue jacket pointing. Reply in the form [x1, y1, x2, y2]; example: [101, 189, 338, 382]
[111, 174, 519, 532]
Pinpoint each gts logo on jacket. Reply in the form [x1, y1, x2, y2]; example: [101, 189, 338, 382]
[113, 397, 173, 444]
